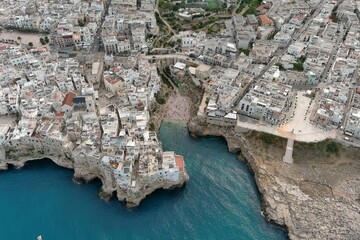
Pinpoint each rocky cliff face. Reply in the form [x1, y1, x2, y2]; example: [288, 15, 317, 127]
[117, 170, 189, 207]
[189, 117, 360, 240]
[0, 145, 189, 208]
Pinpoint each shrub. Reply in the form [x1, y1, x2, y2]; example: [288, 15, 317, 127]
[149, 122, 155, 131]
[326, 141, 340, 154]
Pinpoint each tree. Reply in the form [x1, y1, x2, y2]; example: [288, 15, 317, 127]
[78, 19, 85, 27]
[275, 63, 285, 71]
[28, 42, 33, 47]
[17, 36, 22, 42]
[239, 48, 250, 56]
[149, 122, 155, 131]
[326, 141, 340, 154]
[293, 62, 304, 71]
[44, 36, 49, 43]
[39, 38, 46, 45]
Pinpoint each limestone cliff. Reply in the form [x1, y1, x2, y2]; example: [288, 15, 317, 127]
[189, 116, 360, 240]
[116, 170, 189, 207]
[0, 144, 188, 208]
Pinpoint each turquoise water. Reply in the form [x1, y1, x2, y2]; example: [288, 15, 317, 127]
[0, 121, 287, 240]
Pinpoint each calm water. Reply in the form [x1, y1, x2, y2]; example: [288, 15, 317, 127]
[0, 121, 287, 240]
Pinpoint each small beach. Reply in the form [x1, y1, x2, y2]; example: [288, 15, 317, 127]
[163, 95, 192, 121]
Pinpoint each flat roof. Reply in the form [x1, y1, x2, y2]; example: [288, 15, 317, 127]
[174, 62, 186, 70]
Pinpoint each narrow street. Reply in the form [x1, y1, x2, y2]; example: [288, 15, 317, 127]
[89, 0, 112, 53]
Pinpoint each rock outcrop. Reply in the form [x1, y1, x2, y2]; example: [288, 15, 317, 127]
[189, 116, 360, 240]
[0, 146, 188, 208]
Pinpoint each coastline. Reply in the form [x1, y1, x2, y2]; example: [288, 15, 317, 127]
[0, 79, 195, 208]
[188, 116, 360, 240]
[0, 146, 189, 208]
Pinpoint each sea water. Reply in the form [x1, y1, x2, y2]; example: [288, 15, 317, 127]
[0, 121, 287, 240]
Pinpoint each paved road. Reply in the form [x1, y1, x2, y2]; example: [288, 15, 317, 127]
[88, 0, 112, 53]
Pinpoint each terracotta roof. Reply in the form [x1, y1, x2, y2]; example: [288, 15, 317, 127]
[0, 45, 8, 51]
[55, 112, 65, 117]
[62, 92, 76, 106]
[105, 77, 121, 85]
[259, 15, 273, 26]
[175, 155, 184, 172]
[256, 5, 266, 11]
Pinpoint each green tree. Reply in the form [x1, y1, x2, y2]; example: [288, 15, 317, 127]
[78, 19, 85, 27]
[149, 122, 155, 131]
[293, 62, 304, 71]
[44, 36, 49, 43]
[326, 141, 340, 154]
[28, 42, 33, 47]
[39, 38, 46, 45]
[239, 48, 250, 56]
[189, 53, 196, 58]
[275, 63, 285, 71]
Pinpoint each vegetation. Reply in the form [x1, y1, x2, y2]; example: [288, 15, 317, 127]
[5, 26, 49, 34]
[155, 12, 165, 26]
[244, 131, 286, 147]
[293, 55, 306, 72]
[158, 0, 174, 12]
[205, 97, 210, 105]
[28, 42, 33, 47]
[192, 21, 205, 31]
[239, 48, 250, 56]
[325, 141, 340, 154]
[275, 63, 285, 71]
[206, 0, 219, 11]
[189, 53, 196, 58]
[246, 131, 342, 158]
[236, 0, 262, 14]
[166, 14, 183, 31]
[164, 66, 180, 87]
[155, 94, 166, 105]
[293, 62, 304, 71]
[40, 38, 46, 45]
[343, 30, 349, 41]
[149, 122, 155, 131]
[330, 12, 338, 23]
[206, 22, 224, 34]
[259, 132, 285, 145]
[267, 30, 278, 40]
[78, 18, 86, 27]
[295, 139, 341, 157]
[159, 73, 174, 89]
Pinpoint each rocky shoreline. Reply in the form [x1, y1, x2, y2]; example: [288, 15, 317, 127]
[188, 116, 360, 240]
[0, 151, 189, 208]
